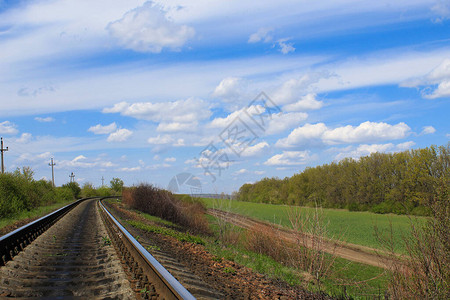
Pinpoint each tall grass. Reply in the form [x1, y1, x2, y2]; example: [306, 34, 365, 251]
[378, 177, 450, 299]
[122, 184, 210, 234]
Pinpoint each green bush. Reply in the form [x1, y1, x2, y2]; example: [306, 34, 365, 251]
[97, 186, 113, 197]
[81, 182, 97, 197]
[0, 167, 68, 218]
[55, 187, 75, 202]
[61, 182, 81, 199]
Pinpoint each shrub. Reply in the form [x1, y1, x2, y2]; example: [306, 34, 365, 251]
[110, 177, 124, 194]
[61, 182, 81, 199]
[55, 187, 75, 202]
[81, 182, 97, 197]
[122, 184, 210, 234]
[379, 177, 449, 299]
[97, 186, 113, 197]
[0, 167, 68, 218]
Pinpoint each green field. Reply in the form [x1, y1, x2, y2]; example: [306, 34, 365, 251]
[202, 198, 425, 253]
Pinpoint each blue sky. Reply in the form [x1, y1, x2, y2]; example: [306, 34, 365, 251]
[0, 0, 449, 194]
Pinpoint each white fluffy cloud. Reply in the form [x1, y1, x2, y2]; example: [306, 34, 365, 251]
[277, 121, 411, 148]
[34, 117, 55, 123]
[273, 72, 332, 105]
[16, 151, 52, 163]
[276, 123, 328, 148]
[334, 141, 416, 161]
[118, 166, 142, 172]
[88, 122, 117, 134]
[421, 126, 436, 135]
[0, 121, 18, 135]
[147, 135, 174, 145]
[283, 93, 324, 112]
[431, 0, 450, 22]
[266, 112, 308, 134]
[402, 58, 450, 99]
[107, 2, 195, 53]
[164, 157, 176, 162]
[212, 77, 246, 104]
[234, 168, 248, 175]
[248, 27, 273, 43]
[277, 38, 295, 54]
[107, 128, 133, 142]
[248, 28, 294, 54]
[323, 121, 411, 144]
[264, 150, 314, 166]
[103, 98, 211, 131]
[15, 133, 32, 143]
[147, 134, 184, 146]
[240, 141, 270, 157]
[209, 105, 305, 136]
[57, 155, 116, 169]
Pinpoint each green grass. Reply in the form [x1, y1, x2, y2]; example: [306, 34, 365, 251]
[205, 214, 388, 299]
[0, 199, 76, 232]
[126, 219, 205, 245]
[118, 199, 390, 298]
[205, 241, 304, 286]
[135, 210, 182, 228]
[202, 198, 424, 253]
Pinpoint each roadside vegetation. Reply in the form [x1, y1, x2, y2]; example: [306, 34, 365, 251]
[0, 167, 78, 219]
[203, 198, 417, 253]
[238, 144, 449, 216]
[122, 183, 210, 234]
[110, 195, 388, 298]
[0, 168, 124, 233]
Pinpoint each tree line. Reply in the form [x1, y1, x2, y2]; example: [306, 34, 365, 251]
[0, 167, 124, 219]
[238, 144, 449, 215]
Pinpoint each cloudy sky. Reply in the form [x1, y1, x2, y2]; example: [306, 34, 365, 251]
[1, 0, 449, 193]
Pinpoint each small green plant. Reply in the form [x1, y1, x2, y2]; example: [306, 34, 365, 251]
[126, 220, 205, 245]
[135, 235, 140, 241]
[146, 245, 161, 251]
[212, 256, 222, 262]
[223, 266, 236, 274]
[102, 236, 111, 246]
[52, 235, 57, 242]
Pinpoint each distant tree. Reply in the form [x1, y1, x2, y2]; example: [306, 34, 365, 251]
[110, 177, 124, 193]
[81, 182, 97, 197]
[61, 182, 81, 199]
[13, 166, 34, 182]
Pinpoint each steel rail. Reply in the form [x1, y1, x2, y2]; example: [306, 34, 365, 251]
[0, 197, 92, 266]
[98, 198, 195, 300]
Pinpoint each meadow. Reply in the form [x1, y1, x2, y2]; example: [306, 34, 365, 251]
[202, 198, 425, 253]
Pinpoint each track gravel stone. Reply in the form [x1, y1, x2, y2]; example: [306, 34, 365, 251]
[0, 199, 135, 298]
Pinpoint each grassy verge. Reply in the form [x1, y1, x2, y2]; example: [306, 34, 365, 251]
[119, 200, 389, 299]
[0, 199, 76, 233]
[202, 198, 424, 253]
[126, 219, 205, 245]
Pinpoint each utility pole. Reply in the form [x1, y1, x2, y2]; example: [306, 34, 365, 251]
[69, 172, 75, 183]
[49, 158, 56, 187]
[0, 137, 8, 174]
[101, 176, 105, 186]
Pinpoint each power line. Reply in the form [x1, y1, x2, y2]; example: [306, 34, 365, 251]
[49, 158, 56, 187]
[1, 137, 8, 174]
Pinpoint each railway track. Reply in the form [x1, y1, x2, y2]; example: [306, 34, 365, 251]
[0, 198, 196, 299]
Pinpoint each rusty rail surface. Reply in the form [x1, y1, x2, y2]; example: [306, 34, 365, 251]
[0, 198, 90, 266]
[98, 198, 195, 300]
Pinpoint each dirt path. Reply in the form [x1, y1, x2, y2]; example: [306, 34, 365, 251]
[208, 208, 398, 269]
